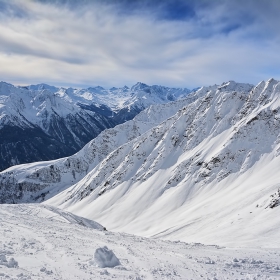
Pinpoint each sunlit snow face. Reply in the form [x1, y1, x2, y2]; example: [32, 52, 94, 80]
[0, 0, 280, 88]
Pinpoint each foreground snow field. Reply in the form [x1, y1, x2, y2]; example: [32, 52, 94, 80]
[0, 204, 280, 280]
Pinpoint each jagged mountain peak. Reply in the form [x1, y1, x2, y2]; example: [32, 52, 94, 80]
[267, 77, 278, 83]
[0, 81, 14, 87]
[217, 80, 254, 92]
[131, 82, 149, 91]
[28, 83, 59, 93]
[87, 86, 106, 92]
[0, 81, 20, 96]
[264, 77, 279, 90]
[247, 78, 280, 101]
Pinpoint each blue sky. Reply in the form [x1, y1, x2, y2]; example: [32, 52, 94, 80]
[0, 0, 280, 89]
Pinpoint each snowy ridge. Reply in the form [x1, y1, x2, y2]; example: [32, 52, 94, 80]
[44, 78, 280, 247]
[0, 94, 199, 203]
[0, 81, 191, 170]
[70, 82, 192, 111]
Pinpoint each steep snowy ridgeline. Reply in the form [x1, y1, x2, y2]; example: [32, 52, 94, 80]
[0, 95, 199, 203]
[1, 204, 280, 280]
[0, 81, 191, 171]
[45, 79, 280, 247]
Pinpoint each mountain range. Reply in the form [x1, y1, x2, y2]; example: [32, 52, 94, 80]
[1, 78, 280, 247]
[0, 81, 191, 171]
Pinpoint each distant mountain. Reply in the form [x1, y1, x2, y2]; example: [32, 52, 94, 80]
[0, 81, 191, 171]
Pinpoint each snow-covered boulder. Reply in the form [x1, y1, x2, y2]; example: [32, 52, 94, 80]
[93, 246, 121, 268]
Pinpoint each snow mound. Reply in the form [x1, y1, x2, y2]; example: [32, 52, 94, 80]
[40, 204, 105, 230]
[0, 204, 105, 231]
[94, 246, 121, 268]
[0, 254, 18, 268]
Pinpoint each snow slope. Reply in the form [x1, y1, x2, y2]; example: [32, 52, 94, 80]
[43, 79, 280, 247]
[1, 204, 280, 279]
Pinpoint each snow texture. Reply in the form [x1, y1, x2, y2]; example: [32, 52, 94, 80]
[0, 204, 280, 279]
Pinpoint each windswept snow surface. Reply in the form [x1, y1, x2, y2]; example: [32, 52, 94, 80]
[1, 204, 280, 279]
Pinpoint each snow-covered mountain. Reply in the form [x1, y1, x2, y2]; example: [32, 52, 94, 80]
[1, 78, 280, 247]
[0, 95, 199, 203]
[0, 81, 191, 171]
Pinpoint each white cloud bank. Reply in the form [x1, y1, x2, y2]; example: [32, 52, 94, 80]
[0, 0, 279, 88]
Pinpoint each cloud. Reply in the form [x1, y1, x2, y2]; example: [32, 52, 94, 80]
[0, 0, 279, 88]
